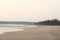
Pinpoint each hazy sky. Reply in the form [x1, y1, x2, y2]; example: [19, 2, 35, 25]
[0, 0, 60, 22]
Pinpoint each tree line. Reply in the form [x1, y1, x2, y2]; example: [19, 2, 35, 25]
[36, 19, 60, 25]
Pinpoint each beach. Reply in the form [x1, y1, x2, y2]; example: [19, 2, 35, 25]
[0, 26, 60, 40]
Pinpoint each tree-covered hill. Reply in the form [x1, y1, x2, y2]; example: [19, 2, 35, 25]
[36, 19, 60, 25]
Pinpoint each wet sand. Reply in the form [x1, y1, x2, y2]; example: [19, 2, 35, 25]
[0, 26, 60, 40]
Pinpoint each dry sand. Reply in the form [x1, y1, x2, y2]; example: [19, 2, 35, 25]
[0, 26, 60, 40]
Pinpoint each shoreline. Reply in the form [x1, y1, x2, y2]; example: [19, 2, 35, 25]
[0, 26, 60, 40]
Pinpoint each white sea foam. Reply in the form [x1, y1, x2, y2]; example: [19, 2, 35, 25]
[0, 24, 38, 34]
[0, 27, 24, 34]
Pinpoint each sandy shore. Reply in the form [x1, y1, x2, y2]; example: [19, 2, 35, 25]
[0, 26, 60, 40]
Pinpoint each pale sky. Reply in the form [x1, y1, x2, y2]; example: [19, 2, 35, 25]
[0, 0, 60, 22]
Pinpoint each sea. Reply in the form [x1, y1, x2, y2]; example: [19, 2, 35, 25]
[0, 24, 37, 34]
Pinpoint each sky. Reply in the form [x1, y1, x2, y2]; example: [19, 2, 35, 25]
[0, 0, 60, 22]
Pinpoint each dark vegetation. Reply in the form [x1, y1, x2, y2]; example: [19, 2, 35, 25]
[36, 19, 60, 25]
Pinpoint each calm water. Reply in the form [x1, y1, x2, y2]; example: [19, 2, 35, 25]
[0, 24, 35, 27]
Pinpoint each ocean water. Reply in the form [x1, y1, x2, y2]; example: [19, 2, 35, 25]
[0, 24, 37, 34]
